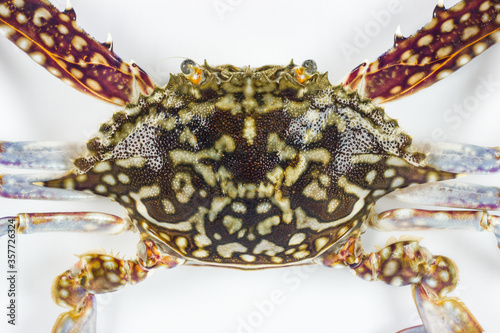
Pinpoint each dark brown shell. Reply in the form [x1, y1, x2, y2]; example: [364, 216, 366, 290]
[46, 63, 453, 267]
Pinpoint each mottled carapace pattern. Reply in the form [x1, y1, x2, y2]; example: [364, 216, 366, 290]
[0, 0, 154, 105]
[344, 0, 500, 103]
[45, 63, 454, 267]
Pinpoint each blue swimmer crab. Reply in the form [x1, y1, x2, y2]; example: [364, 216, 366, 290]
[1, 1, 500, 332]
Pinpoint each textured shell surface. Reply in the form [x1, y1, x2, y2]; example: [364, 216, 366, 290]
[0, 1, 500, 333]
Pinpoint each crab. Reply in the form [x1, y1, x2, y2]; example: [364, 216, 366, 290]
[1, 0, 500, 332]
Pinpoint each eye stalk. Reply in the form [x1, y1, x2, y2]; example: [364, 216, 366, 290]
[181, 59, 203, 84]
[295, 59, 317, 83]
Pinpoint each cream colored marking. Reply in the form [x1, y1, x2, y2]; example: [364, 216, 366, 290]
[427, 172, 439, 182]
[271, 257, 283, 264]
[462, 26, 480, 41]
[179, 128, 198, 147]
[266, 133, 297, 160]
[95, 185, 107, 194]
[232, 202, 247, 214]
[460, 13, 471, 22]
[391, 177, 405, 188]
[474, 42, 487, 55]
[222, 215, 243, 234]
[288, 233, 306, 246]
[217, 243, 248, 258]
[59, 289, 69, 298]
[40, 32, 54, 47]
[71, 68, 84, 79]
[386, 156, 410, 167]
[0, 25, 15, 38]
[86, 78, 102, 91]
[437, 69, 453, 80]
[16, 13, 27, 24]
[293, 250, 310, 259]
[194, 234, 211, 248]
[327, 199, 340, 214]
[390, 86, 401, 95]
[256, 215, 280, 235]
[176, 237, 188, 254]
[58, 24, 69, 34]
[240, 254, 256, 262]
[193, 249, 209, 258]
[71, 36, 88, 51]
[102, 174, 116, 186]
[284, 149, 330, 187]
[256, 202, 272, 214]
[457, 54, 471, 67]
[170, 135, 235, 187]
[0, 4, 10, 17]
[424, 17, 437, 30]
[253, 240, 285, 256]
[390, 277, 404, 286]
[436, 46, 453, 58]
[93, 161, 111, 173]
[161, 199, 175, 214]
[16, 37, 31, 51]
[117, 173, 130, 184]
[48, 67, 61, 77]
[315, 237, 329, 252]
[13, 0, 24, 7]
[417, 35, 433, 47]
[365, 170, 377, 185]
[172, 172, 195, 204]
[384, 169, 396, 178]
[33, 8, 52, 27]
[383, 260, 398, 276]
[133, 184, 161, 199]
[76, 174, 87, 182]
[408, 72, 425, 86]
[479, 1, 491, 11]
[400, 50, 412, 61]
[90, 52, 109, 66]
[441, 19, 455, 33]
[319, 174, 330, 187]
[303, 180, 327, 201]
[373, 189, 386, 197]
[120, 195, 131, 204]
[214, 233, 222, 240]
[63, 178, 75, 190]
[408, 54, 419, 65]
[270, 195, 293, 224]
[116, 156, 146, 168]
[208, 197, 231, 222]
[351, 154, 382, 164]
[243, 117, 257, 145]
[482, 13, 490, 23]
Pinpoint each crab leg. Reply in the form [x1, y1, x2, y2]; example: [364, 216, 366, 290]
[0, 172, 96, 200]
[0, 211, 130, 237]
[371, 209, 500, 247]
[0, 141, 85, 170]
[342, 0, 500, 103]
[387, 181, 500, 209]
[322, 238, 483, 332]
[51, 240, 183, 333]
[0, 0, 154, 105]
[416, 141, 500, 174]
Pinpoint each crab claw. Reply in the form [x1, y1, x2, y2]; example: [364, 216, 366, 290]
[412, 284, 483, 333]
[52, 294, 96, 333]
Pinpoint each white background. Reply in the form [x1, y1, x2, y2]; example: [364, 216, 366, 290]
[1, 0, 500, 332]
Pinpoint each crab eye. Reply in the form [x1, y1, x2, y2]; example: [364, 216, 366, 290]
[295, 59, 318, 83]
[181, 59, 196, 75]
[302, 59, 317, 75]
[181, 59, 203, 84]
